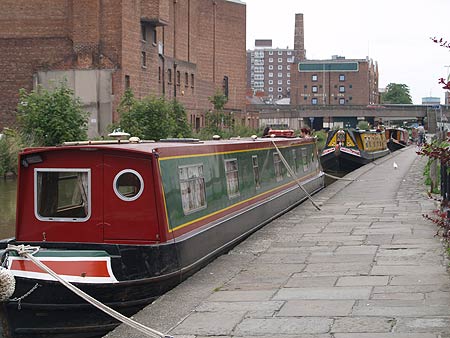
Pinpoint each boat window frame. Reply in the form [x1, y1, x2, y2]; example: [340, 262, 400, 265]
[224, 158, 240, 198]
[252, 155, 261, 190]
[34, 168, 91, 222]
[113, 169, 145, 202]
[273, 152, 283, 182]
[178, 163, 207, 215]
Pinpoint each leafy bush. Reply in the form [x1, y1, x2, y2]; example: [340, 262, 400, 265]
[313, 129, 328, 151]
[17, 82, 89, 146]
[0, 129, 34, 177]
[116, 91, 192, 140]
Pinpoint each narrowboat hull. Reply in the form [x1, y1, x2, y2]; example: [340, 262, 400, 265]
[1, 173, 324, 338]
[320, 129, 390, 172]
[320, 147, 389, 172]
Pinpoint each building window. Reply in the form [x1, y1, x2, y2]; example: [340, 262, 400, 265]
[158, 67, 161, 83]
[177, 71, 181, 85]
[311, 98, 318, 105]
[278, 58, 282, 62]
[269, 80, 273, 85]
[278, 87, 282, 92]
[273, 153, 283, 181]
[339, 74, 345, 81]
[152, 27, 157, 44]
[304, 96, 307, 100]
[278, 73, 282, 78]
[287, 65, 290, 70]
[269, 87, 273, 92]
[141, 51, 147, 68]
[312, 74, 318, 81]
[269, 51, 273, 55]
[224, 159, 240, 198]
[191, 74, 195, 87]
[287, 80, 290, 85]
[278, 65, 283, 70]
[312, 86, 318, 93]
[269, 65, 273, 70]
[269, 58, 273, 63]
[252, 155, 260, 189]
[125, 75, 130, 89]
[168, 69, 172, 83]
[179, 164, 206, 214]
[278, 80, 283, 85]
[269, 72, 273, 78]
[339, 98, 345, 105]
[349, 84, 353, 88]
[277, 94, 283, 99]
[287, 51, 292, 55]
[185, 72, 189, 87]
[141, 23, 147, 41]
[304, 85, 308, 89]
[287, 73, 290, 78]
[278, 51, 283, 55]
[339, 85, 345, 93]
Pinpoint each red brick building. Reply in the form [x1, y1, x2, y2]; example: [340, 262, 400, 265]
[290, 56, 380, 107]
[0, 0, 247, 136]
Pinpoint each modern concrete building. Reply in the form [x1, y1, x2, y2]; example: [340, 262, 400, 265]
[0, 0, 247, 136]
[246, 13, 306, 102]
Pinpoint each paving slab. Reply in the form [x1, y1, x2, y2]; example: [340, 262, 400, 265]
[104, 147, 450, 338]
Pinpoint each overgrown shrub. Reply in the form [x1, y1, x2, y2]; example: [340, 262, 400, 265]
[17, 82, 89, 146]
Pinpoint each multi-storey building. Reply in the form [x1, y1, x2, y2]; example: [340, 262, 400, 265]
[247, 41, 295, 101]
[290, 56, 380, 106]
[0, 0, 247, 136]
[247, 14, 306, 102]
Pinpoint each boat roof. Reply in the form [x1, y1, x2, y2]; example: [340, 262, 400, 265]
[21, 136, 315, 159]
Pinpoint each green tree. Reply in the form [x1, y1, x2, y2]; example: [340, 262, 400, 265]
[117, 91, 193, 140]
[171, 100, 193, 138]
[17, 82, 89, 146]
[118, 96, 173, 140]
[381, 83, 413, 104]
[205, 90, 231, 135]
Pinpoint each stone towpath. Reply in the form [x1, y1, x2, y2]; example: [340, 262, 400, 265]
[105, 146, 450, 338]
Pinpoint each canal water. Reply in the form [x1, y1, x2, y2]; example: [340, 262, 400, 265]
[0, 179, 16, 239]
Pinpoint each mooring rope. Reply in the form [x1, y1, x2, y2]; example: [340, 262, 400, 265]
[6, 244, 173, 338]
[271, 140, 321, 211]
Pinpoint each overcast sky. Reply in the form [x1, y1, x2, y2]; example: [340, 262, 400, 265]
[243, 0, 450, 104]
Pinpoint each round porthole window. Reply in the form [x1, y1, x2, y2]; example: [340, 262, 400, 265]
[113, 169, 144, 201]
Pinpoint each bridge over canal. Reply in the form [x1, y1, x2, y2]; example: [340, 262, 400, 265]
[248, 104, 450, 131]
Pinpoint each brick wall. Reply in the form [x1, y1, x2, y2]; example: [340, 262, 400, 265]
[291, 60, 378, 106]
[0, 0, 247, 132]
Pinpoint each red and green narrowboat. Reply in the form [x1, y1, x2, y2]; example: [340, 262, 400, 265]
[385, 127, 409, 152]
[320, 129, 390, 172]
[0, 136, 324, 338]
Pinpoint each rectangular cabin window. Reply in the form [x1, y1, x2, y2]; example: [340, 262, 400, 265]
[252, 155, 260, 189]
[224, 159, 240, 198]
[179, 164, 206, 215]
[34, 169, 91, 222]
[301, 148, 309, 172]
[291, 149, 298, 174]
[273, 152, 283, 181]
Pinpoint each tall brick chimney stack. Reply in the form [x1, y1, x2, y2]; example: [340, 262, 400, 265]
[294, 13, 306, 61]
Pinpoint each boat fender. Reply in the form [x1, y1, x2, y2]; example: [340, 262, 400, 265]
[0, 266, 15, 302]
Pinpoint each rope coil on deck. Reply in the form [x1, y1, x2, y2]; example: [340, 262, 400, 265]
[5, 244, 174, 338]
